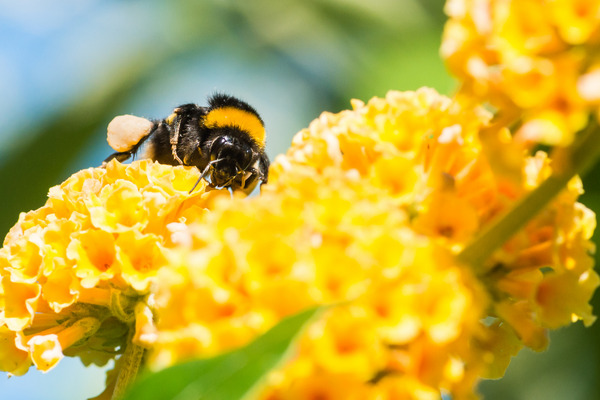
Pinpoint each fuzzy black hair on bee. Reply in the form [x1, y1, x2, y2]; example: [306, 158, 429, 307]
[103, 94, 269, 194]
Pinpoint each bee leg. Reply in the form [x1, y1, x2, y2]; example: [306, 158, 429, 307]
[170, 118, 184, 165]
[188, 159, 222, 194]
[258, 152, 270, 183]
[102, 151, 132, 167]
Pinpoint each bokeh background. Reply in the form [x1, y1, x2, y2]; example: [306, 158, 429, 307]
[0, 1, 598, 399]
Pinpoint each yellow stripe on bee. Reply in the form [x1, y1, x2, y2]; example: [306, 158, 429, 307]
[204, 107, 266, 147]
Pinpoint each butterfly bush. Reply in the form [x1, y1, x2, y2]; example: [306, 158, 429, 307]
[0, 7, 599, 397]
[442, 0, 600, 145]
[148, 89, 598, 399]
[0, 160, 227, 381]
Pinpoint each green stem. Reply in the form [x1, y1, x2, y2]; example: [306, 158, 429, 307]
[458, 118, 600, 273]
[111, 330, 145, 400]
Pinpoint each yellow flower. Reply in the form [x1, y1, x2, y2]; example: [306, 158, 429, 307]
[265, 371, 373, 400]
[0, 325, 30, 376]
[472, 320, 521, 380]
[0, 159, 222, 379]
[412, 190, 479, 244]
[16, 317, 101, 372]
[66, 229, 118, 289]
[479, 151, 598, 350]
[303, 307, 386, 380]
[442, 0, 600, 145]
[536, 268, 599, 328]
[374, 375, 443, 400]
[550, 0, 600, 45]
[0, 273, 41, 332]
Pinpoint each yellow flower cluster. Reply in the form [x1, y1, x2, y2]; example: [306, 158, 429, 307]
[483, 152, 598, 351]
[0, 88, 596, 398]
[277, 89, 597, 347]
[0, 160, 223, 376]
[149, 88, 598, 398]
[442, 0, 600, 145]
[151, 169, 488, 398]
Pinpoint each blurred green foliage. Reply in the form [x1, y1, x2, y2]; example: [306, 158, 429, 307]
[0, 0, 598, 399]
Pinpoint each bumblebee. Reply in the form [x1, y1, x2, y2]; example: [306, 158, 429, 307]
[103, 94, 269, 194]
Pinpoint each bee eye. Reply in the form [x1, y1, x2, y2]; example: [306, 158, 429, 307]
[245, 147, 253, 161]
[213, 136, 229, 148]
[210, 136, 233, 160]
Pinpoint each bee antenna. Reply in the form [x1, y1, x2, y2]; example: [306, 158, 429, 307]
[189, 158, 223, 194]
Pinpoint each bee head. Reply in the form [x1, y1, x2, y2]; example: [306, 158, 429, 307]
[207, 134, 254, 188]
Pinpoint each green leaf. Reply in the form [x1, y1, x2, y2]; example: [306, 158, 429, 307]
[123, 306, 324, 400]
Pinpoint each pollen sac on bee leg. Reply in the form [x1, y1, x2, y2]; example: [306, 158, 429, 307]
[107, 115, 154, 152]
